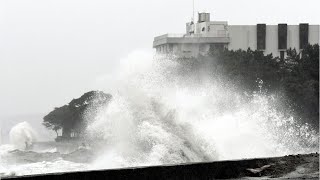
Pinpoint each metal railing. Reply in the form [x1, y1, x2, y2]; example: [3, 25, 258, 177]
[154, 32, 229, 41]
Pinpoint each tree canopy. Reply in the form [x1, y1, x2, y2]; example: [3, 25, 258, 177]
[43, 91, 112, 139]
[207, 44, 319, 128]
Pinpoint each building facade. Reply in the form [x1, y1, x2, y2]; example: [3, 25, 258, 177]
[153, 13, 319, 58]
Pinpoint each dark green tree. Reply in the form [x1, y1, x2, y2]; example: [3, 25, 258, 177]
[283, 44, 319, 127]
[207, 44, 319, 129]
[43, 91, 112, 139]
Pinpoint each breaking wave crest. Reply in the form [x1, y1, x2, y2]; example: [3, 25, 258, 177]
[9, 122, 37, 150]
[85, 50, 318, 169]
[0, 50, 318, 177]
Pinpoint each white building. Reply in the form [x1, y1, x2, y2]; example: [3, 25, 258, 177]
[153, 13, 319, 59]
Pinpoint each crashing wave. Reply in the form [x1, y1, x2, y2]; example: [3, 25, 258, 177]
[84, 50, 318, 169]
[9, 122, 37, 150]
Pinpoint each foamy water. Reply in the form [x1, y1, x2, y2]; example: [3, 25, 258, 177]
[86, 50, 318, 169]
[9, 122, 37, 150]
[0, 50, 318, 177]
[1, 158, 88, 177]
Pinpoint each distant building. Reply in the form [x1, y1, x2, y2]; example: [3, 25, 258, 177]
[153, 13, 319, 59]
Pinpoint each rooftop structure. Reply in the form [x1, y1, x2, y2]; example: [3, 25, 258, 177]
[153, 13, 319, 59]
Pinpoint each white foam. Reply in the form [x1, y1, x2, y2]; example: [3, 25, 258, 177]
[0, 144, 15, 156]
[1, 159, 88, 177]
[86, 50, 318, 169]
[9, 122, 37, 150]
[1, 50, 318, 177]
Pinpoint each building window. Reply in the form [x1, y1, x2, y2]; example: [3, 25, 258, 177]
[199, 44, 206, 52]
[210, 44, 225, 51]
[257, 24, 266, 50]
[169, 44, 173, 52]
[299, 23, 309, 50]
[280, 51, 285, 61]
[278, 24, 287, 50]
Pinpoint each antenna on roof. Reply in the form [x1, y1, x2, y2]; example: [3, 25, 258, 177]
[192, 0, 195, 22]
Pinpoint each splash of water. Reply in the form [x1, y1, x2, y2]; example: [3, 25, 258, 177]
[85, 50, 318, 169]
[9, 122, 37, 150]
[0, 159, 88, 177]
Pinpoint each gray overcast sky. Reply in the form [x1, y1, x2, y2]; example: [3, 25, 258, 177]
[0, 0, 319, 118]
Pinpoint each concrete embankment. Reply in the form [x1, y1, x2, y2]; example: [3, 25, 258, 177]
[3, 153, 319, 180]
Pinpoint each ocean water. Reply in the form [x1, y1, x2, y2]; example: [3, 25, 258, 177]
[0, 50, 318, 177]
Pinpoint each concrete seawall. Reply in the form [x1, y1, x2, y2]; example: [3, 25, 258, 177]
[3, 153, 318, 180]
